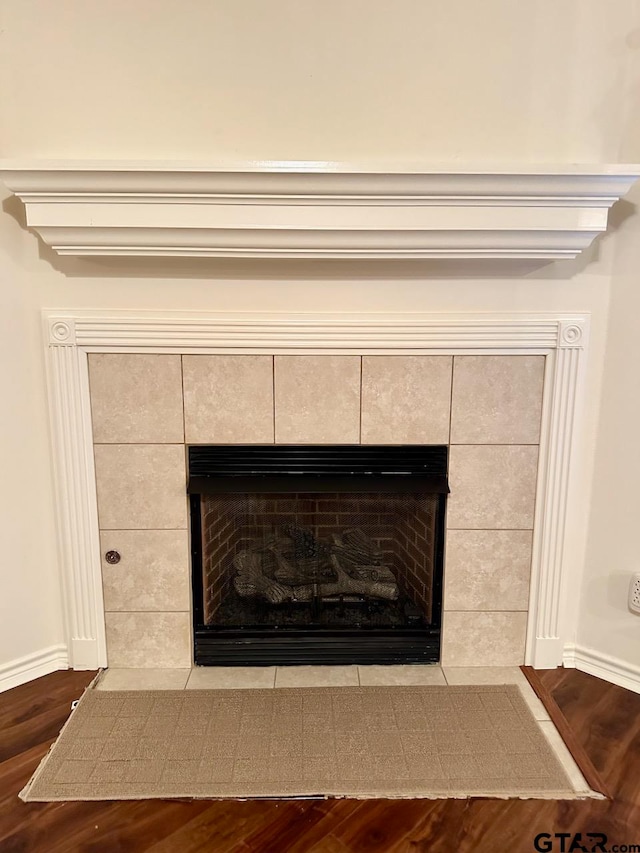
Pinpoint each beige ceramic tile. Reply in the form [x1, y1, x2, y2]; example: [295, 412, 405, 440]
[444, 529, 532, 611]
[538, 721, 591, 793]
[361, 356, 452, 444]
[183, 355, 274, 444]
[441, 612, 527, 666]
[100, 530, 190, 612]
[442, 665, 525, 686]
[275, 666, 359, 688]
[88, 354, 184, 444]
[105, 612, 191, 668]
[94, 444, 187, 530]
[274, 356, 361, 443]
[447, 445, 538, 529]
[451, 355, 545, 444]
[358, 665, 446, 686]
[442, 666, 550, 720]
[186, 667, 276, 689]
[96, 667, 190, 691]
[517, 680, 553, 722]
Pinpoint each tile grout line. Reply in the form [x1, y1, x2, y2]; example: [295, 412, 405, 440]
[180, 354, 187, 446]
[358, 355, 363, 443]
[88, 441, 537, 450]
[448, 355, 455, 445]
[271, 355, 276, 443]
[446, 528, 534, 532]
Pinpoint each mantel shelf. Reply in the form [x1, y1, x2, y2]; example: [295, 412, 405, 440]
[1, 160, 639, 260]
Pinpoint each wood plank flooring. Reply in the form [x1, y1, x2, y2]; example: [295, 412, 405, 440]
[1, 667, 639, 852]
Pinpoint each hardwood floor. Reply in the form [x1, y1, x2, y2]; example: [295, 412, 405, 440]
[1, 667, 639, 852]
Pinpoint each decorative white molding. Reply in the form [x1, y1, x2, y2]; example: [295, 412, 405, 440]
[47, 317, 76, 346]
[56, 312, 566, 352]
[2, 161, 639, 259]
[526, 340, 586, 668]
[43, 310, 589, 670]
[563, 643, 640, 695]
[557, 319, 588, 349]
[45, 338, 106, 670]
[0, 644, 68, 693]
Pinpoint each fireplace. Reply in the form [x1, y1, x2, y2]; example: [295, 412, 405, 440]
[189, 445, 448, 665]
[38, 311, 588, 672]
[0, 159, 631, 682]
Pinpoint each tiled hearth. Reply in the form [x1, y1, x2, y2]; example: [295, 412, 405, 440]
[89, 352, 544, 669]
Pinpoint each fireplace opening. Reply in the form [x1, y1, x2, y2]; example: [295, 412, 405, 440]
[189, 446, 448, 666]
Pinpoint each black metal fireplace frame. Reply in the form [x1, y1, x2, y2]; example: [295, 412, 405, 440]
[189, 445, 447, 666]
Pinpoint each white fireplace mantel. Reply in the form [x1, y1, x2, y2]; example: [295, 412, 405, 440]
[1, 160, 639, 259]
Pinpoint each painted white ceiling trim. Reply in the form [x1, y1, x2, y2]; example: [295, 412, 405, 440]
[1, 161, 639, 260]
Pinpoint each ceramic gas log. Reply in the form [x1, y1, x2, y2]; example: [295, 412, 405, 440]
[233, 525, 400, 605]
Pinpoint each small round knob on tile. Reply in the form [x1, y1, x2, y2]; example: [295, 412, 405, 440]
[105, 550, 121, 565]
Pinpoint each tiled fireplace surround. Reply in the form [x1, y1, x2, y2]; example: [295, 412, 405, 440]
[91, 350, 543, 669]
[46, 312, 588, 673]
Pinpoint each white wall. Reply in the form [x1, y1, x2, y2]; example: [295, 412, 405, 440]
[1, 0, 638, 687]
[575, 31, 640, 687]
[0, 0, 633, 163]
[0, 215, 67, 687]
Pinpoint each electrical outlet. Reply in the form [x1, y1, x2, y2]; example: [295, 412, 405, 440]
[629, 573, 640, 614]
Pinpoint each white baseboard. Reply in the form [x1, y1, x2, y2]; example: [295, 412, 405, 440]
[563, 643, 640, 695]
[0, 644, 69, 693]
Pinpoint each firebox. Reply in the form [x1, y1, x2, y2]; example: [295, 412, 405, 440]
[188, 445, 448, 666]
